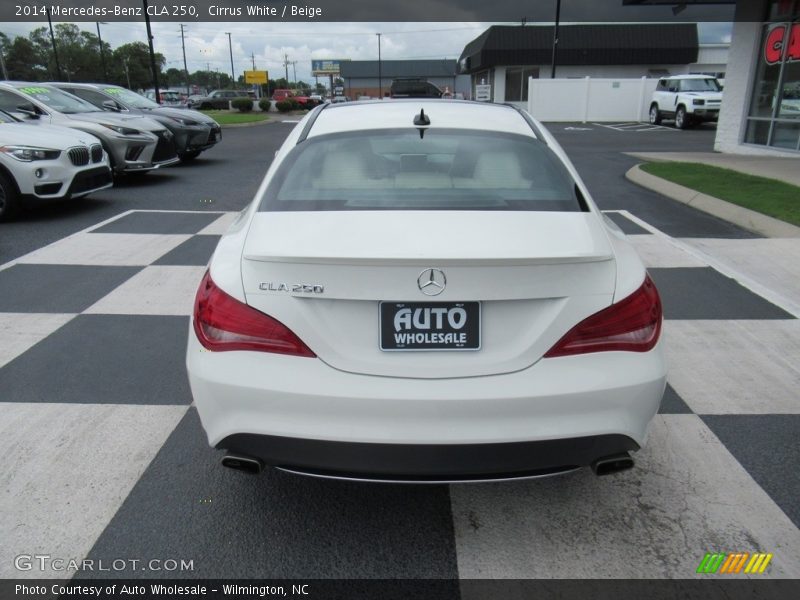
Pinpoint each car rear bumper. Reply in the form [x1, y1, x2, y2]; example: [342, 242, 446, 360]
[217, 433, 639, 480]
[187, 333, 666, 475]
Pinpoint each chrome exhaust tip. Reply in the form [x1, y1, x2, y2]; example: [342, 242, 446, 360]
[591, 453, 634, 476]
[221, 454, 264, 475]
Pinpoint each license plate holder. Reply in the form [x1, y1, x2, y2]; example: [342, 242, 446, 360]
[379, 301, 481, 351]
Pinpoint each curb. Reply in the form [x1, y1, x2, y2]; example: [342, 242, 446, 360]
[625, 164, 800, 239]
[219, 118, 273, 129]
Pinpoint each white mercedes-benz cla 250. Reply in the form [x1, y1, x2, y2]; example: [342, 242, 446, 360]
[186, 100, 666, 482]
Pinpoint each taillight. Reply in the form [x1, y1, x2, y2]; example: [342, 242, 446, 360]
[544, 275, 662, 357]
[193, 271, 315, 357]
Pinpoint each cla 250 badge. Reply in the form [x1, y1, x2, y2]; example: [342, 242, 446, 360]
[259, 282, 325, 294]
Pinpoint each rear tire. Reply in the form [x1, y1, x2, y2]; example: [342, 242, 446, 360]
[0, 172, 20, 222]
[649, 104, 662, 125]
[675, 106, 690, 129]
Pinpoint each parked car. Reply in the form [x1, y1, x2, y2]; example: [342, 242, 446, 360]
[272, 89, 294, 102]
[193, 90, 242, 110]
[186, 100, 666, 482]
[390, 78, 444, 99]
[0, 109, 112, 220]
[649, 75, 723, 129]
[51, 83, 222, 162]
[143, 89, 188, 107]
[0, 82, 178, 175]
[330, 96, 350, 104]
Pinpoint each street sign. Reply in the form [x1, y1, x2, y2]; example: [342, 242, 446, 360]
[244, 70, 268, 84]
[311, 59, 349, 76]
[475, 84, 491, 102]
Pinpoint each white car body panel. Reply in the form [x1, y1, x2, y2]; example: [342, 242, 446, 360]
[0, 121, 111, 199]
[189, 332, 665, 447]
[187, 101, 666, 480]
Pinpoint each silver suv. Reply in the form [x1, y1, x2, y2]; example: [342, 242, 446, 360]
[649, 75, 723, 129]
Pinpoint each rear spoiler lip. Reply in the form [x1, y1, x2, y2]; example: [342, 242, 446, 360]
[241, 254, 615, 267]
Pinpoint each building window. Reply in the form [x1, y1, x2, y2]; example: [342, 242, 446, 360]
[745, 0, 800, 151]
[505, 67, 539, 102]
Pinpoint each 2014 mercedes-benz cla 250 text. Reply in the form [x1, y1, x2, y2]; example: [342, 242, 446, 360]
[186, 100, 666, 483]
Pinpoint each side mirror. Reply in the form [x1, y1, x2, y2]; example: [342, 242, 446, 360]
[102, 99, 120, 112]
[16, 105, 39, 119]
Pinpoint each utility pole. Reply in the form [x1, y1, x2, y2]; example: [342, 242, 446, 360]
[46, 7, 63, 80]
[291, 61, 297, 86]
[225, 32, 235, 88]
[95, 22, 108, 82]
[0, 46, 8, 80]
[179, 24, 189, 96]
[376, 33, 382, 98]
[123, 58, 131, 89]
[283, 53, 289, 84]
[251, 52, 256, 70]
[142, 0, 160, 101]
[550, 0, 561, 79]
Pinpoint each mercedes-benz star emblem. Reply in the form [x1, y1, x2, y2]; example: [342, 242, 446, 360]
[417, 268, 446, 296]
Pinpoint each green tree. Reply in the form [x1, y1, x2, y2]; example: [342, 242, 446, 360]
[111, 42, 165, 90]
[2, 34, 49, 81]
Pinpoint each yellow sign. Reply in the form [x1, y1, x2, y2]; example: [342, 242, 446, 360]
[244, 70, 268, 84]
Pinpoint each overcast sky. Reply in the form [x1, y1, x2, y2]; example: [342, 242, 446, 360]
[1, 21, 733, 83]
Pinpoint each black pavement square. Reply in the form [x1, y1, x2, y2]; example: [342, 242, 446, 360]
[658, 384, 693, 414]
[604, 212, 651, 235]
[0, 314, 192, 405]
[91, 212, 220, 235]
[0, 264, 141, 313]
[82, 409, 460, 581]
[649, 268, 794, 320]
[153, 235, 220, 266]
[702, 415, 800, 529]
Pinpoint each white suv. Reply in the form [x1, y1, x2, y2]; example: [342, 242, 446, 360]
[0, 110, 112, 220]
[649, 75, 723, 129]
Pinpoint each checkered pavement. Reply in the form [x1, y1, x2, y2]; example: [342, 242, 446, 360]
[0, 209, 798, 580]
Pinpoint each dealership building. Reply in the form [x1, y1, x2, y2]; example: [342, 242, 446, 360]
[628, 0, 800, 155]
[458, 23, 726, 104]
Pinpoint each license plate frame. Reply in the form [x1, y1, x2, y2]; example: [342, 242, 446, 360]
[379, 301, 481, 352]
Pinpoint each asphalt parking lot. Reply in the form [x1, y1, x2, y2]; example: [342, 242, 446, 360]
[1, 119, 798, 584]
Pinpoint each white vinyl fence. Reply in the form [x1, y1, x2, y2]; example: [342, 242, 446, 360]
[526, 77, 660, 122]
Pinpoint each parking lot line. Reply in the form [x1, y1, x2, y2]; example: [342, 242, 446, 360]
[616, 210, 800, 318]
[593, 122, 676, 132]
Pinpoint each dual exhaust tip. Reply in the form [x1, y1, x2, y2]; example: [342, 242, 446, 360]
[221, 452, 634, 478]
[220, 454, 264, 475]
[591, 453, 634, 476]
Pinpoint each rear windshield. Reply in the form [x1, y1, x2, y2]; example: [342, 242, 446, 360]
[258, 129, 584, 212]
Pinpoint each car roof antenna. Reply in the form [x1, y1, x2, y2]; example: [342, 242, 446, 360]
[414, 108, 430, 139]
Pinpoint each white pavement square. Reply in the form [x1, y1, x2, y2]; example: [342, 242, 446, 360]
[626, 234, 707, 268]
[664, 320, 800, 414]
[198, 212, 239, 236]
[0, 313, 76, 369]
[451, 415, 800, 579]
[679, 238, 800, 309]
[85, 266, 208, 316]
[0, 403, 188, 578]
[16, 233, 191, 267]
